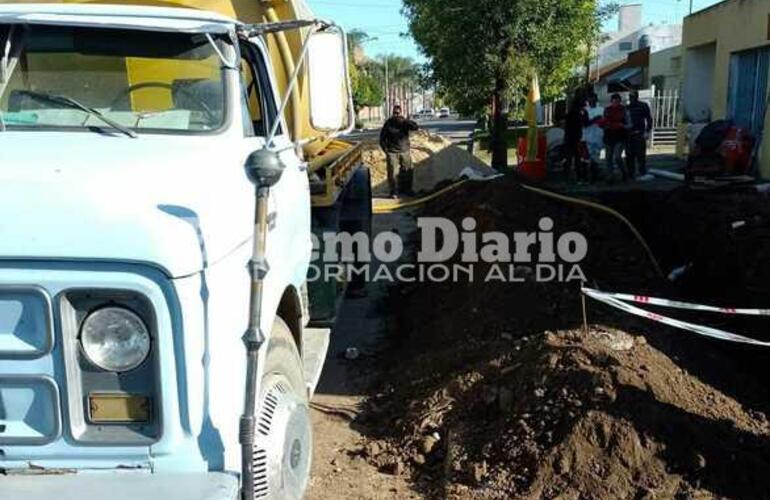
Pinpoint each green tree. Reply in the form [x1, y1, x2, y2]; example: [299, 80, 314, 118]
[347, 29, 371, 49]
[345, 31, 423, 118]
[346, 30, 385, 116]
[352, 70, 384, 114]
[403, 0, 610, 169]
[379, 54, 421, 115]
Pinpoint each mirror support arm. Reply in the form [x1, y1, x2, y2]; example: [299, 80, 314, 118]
[240, 19, 352, 147]
[1, 26, 22, 94]
[329, 26, 355, 139]
[265, 23, 317, 147]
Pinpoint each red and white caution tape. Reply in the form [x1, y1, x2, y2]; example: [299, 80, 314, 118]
[587, 289, 770, 316]
[582, 287, 770, 347]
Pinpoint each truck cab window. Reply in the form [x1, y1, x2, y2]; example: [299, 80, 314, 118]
[241, 58, 265, 136]
[241, 42, 282, 137]
[239, 42, 281, 138]
[0, 25, 229, 133]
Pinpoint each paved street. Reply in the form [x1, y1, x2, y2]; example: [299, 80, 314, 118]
[414, 117, 476, 144]
[345, 117, 476, 146]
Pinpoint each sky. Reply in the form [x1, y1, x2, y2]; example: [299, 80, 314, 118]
[306, 0, 727, 61]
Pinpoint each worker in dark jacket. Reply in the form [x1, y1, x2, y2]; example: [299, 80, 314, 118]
[380, 105, 419, 197]
[626, 91, 653, 180]
[564, 93, 589, 184]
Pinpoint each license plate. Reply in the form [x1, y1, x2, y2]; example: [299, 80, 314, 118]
[88, 393, 151, 423]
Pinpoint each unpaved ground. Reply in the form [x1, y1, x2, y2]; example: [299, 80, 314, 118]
[308, 211, 420, 499]
[308, 157, 770, 498]
[310, 393, 418, 499]
[356, 176, 770, 499]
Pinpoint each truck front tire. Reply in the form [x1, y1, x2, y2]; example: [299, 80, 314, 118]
[251, 317, 311, 500]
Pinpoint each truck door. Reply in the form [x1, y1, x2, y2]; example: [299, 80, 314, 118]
[239, 40, 312, 287]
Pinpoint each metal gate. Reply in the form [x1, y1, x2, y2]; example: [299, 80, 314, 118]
[650, 89, 679, 147]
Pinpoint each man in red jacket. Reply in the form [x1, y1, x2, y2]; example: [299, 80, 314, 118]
[603, 93, 630, 182]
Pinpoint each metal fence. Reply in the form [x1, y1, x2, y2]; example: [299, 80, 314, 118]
[650, 89, 680, 147]
[542, 102, 555, 127]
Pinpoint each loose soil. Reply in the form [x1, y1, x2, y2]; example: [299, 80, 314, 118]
[362, 130, 494, 196]
[353, 176, 770, 499]
[598, 186, 770, 305]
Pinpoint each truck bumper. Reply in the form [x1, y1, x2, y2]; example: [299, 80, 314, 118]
[2, 472, 239, 500]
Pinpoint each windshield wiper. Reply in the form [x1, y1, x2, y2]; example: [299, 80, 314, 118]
[17, 90, 137, 138]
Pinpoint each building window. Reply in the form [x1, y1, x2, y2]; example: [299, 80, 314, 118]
[671, 57, 682, 72]
[619, 41, 633, 51]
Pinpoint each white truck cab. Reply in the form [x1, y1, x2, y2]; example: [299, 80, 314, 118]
[0, 4, 362, 499]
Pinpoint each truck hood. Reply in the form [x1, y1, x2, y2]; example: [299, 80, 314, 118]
[0, 132, 256, 277]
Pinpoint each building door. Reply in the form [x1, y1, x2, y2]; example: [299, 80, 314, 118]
[728, 46, 770, 137]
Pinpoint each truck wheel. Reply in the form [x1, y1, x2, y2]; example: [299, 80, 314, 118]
[252, 317, 311, 500]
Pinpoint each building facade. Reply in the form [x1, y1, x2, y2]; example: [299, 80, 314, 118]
[649, 45, 683, 92]
[679, 0, 770, 175]
[596, 4, 681, 70]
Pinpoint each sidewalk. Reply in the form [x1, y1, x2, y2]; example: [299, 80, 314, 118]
[542, 151, 686, 194]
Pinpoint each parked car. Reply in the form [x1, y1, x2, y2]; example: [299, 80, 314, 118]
[438, 107, 451, 118]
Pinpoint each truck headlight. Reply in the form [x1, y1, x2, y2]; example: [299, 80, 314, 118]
[80, 307, 151, 372]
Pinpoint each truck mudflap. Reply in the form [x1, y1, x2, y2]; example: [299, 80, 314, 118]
[2, 472, 239, 500]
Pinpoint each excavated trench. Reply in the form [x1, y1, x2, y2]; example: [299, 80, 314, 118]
[588, 184, 770, 412]
[596, 186, 770, 305]
[594, 185, 770, 372]
[353, 176, 770, 499]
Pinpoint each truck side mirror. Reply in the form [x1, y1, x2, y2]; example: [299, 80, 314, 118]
[245, 149, 286, 187]
[307, 30, 352, 132]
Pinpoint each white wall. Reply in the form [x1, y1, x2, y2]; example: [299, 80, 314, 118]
[682, 42, 716, 122]
[598, 24, 682, 68]
[618, 3, 643, 33]
[650, 45, 683, 91]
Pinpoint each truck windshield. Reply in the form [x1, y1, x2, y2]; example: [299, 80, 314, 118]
[0, 25, 231, 134]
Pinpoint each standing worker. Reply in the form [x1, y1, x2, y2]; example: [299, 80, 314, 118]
[380, 104, 419, 198]
[626, 91, 654, 181]
[563, 93, 588, 184]
[583, 91, 604, 183]
[603, 93, 629, 183]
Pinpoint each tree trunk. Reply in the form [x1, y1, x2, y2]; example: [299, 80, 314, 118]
[490, 79, 508, 171]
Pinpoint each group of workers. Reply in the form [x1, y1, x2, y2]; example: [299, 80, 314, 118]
[563, 90, 654, 185]
[378, 93, 655, 197]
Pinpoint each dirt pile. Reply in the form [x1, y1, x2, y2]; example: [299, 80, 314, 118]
[358, 176, 770, 499]
[364, 327, 770, 499]
[362, 130, 494, 196]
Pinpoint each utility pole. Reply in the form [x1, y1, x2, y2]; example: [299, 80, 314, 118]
[384, 57, 389, 116]
[678, 0, 694, 16]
